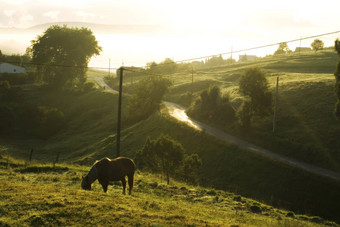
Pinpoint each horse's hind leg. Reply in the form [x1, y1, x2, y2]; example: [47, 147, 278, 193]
[121, 178, 126, 195]
[128, 174, 134, 195]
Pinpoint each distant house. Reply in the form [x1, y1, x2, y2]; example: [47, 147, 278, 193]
[0, 62, 26, 74]
[238, 55, 257, 62]
[294, 47, 311, 53]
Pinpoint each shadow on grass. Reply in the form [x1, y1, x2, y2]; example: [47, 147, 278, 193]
[17, 166, 69, 173]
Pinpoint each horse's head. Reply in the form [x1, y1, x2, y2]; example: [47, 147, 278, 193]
[81, 175, 92, 190]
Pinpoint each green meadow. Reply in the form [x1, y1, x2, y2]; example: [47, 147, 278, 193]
[1, 50, 340, 226]
[0, 157, 335, 226]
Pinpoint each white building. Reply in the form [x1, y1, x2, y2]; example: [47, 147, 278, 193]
[0, 62, 26, 74]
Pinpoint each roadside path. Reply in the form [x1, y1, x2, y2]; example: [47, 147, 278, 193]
[165, 102, 340, 182]
[90, 77, 118, 94]
[94, 78, 340, 182]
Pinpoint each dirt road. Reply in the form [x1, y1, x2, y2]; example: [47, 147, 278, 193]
[95, 79, 340, 182]
[165, 101, 340, 182]
[90, 77, 118, 94]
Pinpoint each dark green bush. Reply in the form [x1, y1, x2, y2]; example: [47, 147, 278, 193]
[82, 81, 96, 93]
[0, 73, 32, 85]
[135, 134, 202, 185]
[0, 80, 10, 91]
[187, 85, 236, 124]
[126, 75, 172, 122]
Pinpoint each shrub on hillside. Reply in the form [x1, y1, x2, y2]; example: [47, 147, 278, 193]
[135, 134, 202, 184]
[187, 85, 236, 124]
[181, 153, 202, 184]
[237, 100, 253, 129]
[126, 75, 172, 122]
[82, 81, 96, 93]
[238, 67, 272, 128]
[0, 73, 31, 85]
[0, 80, 10, 91]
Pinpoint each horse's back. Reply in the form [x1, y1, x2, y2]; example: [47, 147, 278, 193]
[97, 157, 135, 180]
[113, 157, 136, 175]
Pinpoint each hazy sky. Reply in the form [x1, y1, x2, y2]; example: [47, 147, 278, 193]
[1, 0, 339, 32]
[1, 0, 340, 67]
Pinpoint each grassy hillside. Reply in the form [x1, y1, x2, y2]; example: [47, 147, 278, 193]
[105, 50, 340, 171]
[163, 50, 340, 171]
[0, 156, 336, 227]
[1, 50, 340, 224]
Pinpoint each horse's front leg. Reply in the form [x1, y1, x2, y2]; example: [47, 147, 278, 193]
[99, 179, 108, 193]
[121, 178, 126, 195]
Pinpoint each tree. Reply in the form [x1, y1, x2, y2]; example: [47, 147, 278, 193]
[205, 55, 225, 67]
[182, 153, 202, 184]
[238, 68, 272, 127]
[135, 134, 185, 184]
[311, 39, 324, 52]
[237, 100, 253, 128]
[187, 85, 236, 124]
[126, 75, 172, 121]
[161, 58, 177, 73]
[274, 42, 291, 55]
[29, 25, 102, 90]
[154, 134, 185, 184]
[334, 39, 340, 119]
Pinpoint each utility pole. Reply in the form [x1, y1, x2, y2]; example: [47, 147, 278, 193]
[108, 58, 111, 77]
[273, 76, 279, 134]
[116, 67, 124, 157]
[230, 46, 233, 64]
[299, 36, 302, 56]
[191, 66, 194, 85]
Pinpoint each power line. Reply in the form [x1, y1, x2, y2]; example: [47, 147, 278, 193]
[2, 30, 339, 71]
[156, 30, 340, 66]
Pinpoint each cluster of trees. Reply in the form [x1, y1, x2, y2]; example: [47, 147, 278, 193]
[204, 55, 235, 67]
[135, 134, 202, 184]
[145, 55, 235, 75]
[0, 51, 33, 85]
[237, 68, 272, 128]
[335, 39, 340, 119]
[0, 50, 31, 66]
[28, 25, 102, 90]
[126, 74, 172, 122]
[187, 68, 272, 129]
[146, 58, 178, 74]
[274, 42, 292, 55]
[274, 39, 325, 55]
[187, 85, 236, 125]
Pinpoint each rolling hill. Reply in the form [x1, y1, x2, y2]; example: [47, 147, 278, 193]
[1, 49, 340, 225]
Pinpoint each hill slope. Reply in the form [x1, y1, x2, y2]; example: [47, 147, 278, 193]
[0, 157, 335, 226]
[1, 50, 340, 223]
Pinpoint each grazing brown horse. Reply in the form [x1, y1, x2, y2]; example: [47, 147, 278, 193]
[81, 157, 135, 195]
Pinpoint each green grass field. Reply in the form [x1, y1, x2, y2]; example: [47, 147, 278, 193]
[1, 49, 340, 225]
[0, 156, 335, 226]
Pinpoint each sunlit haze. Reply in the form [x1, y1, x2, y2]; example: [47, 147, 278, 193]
[1, 0, 340, 69]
